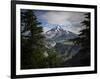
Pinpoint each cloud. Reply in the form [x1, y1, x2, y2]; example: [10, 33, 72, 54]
[41, 11, 86, 34]
[41, 11, 85, 26]
[43, 26, 51, 33]
[34, 10, 87, 34]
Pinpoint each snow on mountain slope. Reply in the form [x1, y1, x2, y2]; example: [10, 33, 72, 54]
[44, 25, 78, 40]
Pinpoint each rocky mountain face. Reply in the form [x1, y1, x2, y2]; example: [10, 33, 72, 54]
[45, 26, 77, 40]
[43, 25, 81, 66]
[44, 25, 78, 48]
[42, 25, 89, 67]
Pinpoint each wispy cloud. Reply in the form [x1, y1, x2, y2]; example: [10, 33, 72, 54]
[41, 11, 85, 25]
[34, 10, 86, 34]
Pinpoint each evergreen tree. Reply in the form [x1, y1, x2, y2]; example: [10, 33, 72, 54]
[71, 13, 91, 66]
[21, 10, 46, 69]
[46, 48, 63, 68]
[79, 13, 90, 65]
[21, 9, 64, 69]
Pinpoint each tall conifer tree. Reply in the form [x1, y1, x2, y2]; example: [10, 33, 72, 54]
[66, 13, 91, 66]
[21, 10, 46, 69]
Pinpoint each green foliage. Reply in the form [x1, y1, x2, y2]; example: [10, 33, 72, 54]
[79, 13, 90, 49]
[46, 48, 63, 68]
[21, 10, 63, 69]
[21, 10, 46, 69]
[70, 13, 91, 66]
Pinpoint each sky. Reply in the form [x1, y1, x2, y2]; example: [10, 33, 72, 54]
[33, 10, 87, 34]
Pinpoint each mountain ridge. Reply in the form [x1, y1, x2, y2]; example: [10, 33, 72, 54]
[44, 25, 78, 48]
[44, 25, 78, 41]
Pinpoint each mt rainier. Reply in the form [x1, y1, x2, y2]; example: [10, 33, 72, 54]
[44, 25, 78, 48]
[44, 25, 78, 42]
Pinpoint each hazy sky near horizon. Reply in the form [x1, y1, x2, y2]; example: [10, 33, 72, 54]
[22, 9, 88, 34]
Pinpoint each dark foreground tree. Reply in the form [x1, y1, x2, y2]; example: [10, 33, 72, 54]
[21, 9, 46, 69]
[65, 13, 91, 66]
[21, 10, 64, 69]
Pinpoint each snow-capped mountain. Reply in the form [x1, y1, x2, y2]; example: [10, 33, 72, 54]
[43, 26, 80, 63]
[45, 25, 78, 41]
[44, 25, 78, 48]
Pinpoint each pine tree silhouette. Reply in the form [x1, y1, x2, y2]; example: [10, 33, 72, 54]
[65, 13, 91, 66]
[21, 10, 46, 69]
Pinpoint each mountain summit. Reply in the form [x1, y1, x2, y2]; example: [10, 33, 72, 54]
[45, 25, 78, 41]
[44, 25, 80, 61]
[44, 25, 78, 48]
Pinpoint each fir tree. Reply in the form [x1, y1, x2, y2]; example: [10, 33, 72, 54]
[21, 9, 64, 69]
[21, 10, 46, 69]
[78, 13, 90, 65]
[70, 13, 91, 66]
